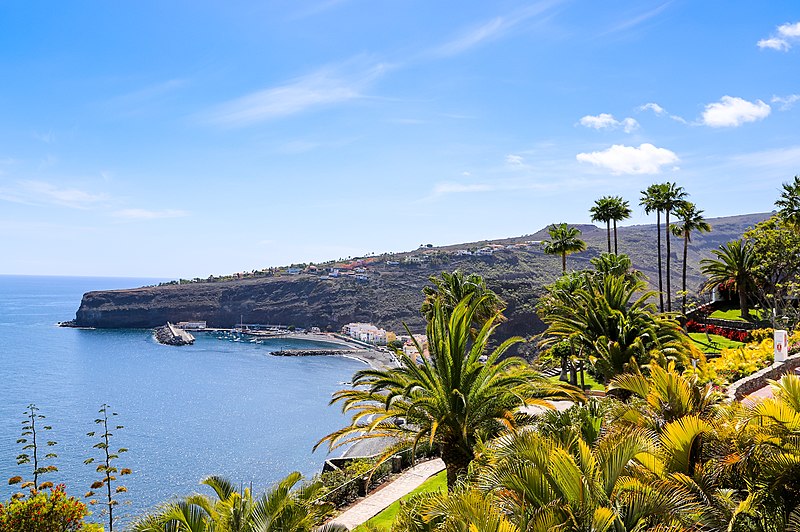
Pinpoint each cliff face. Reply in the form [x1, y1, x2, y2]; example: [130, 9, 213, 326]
[73, 213, 770, 338]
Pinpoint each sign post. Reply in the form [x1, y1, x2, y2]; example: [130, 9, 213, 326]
[775, 329, 788, 363]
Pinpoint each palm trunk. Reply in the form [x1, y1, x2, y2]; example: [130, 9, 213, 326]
[561, 252, 566, 273]
[613, 219, 618, 254]
[666, 210, 672, 312]
[739, 285, 750, 319]
[682, 233, 689, 315]
[657, 211, 664, 312]
[441, 443, 471, 490]
[606, 221, 611, 253]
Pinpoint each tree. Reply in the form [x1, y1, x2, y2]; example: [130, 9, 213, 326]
[421, 270, 505, 328]
[130, 472, 335, 532]
[0, 485, 100, 532]
[317, 295, 579, 489]
[661, 183, 688, 312]
[700, 239, 758, 319]
[7, 404, 58, 494]
[543, 223, 586, 274]
[775, 175, 800, 228]
[670, 202, 711, 315]
[641, 184, 667, 312]
[744, 215, 800, 327]
[608, 196, 632, 254]
[84, 404, 131, 532]
[590, 196, 614, 253]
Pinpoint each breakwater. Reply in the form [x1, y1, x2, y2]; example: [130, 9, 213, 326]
[273, 348, 362, 357]
[154, 322, 195, 345]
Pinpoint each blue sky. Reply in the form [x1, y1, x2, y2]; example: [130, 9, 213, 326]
[1, 1, 798, 277]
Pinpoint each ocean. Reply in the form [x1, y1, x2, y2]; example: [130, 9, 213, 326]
[0, 275, 365, 523]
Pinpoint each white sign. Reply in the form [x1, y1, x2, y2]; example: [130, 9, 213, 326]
[775, 329, 788, 363]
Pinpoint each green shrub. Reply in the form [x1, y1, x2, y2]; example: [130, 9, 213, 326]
[0, 485, 100, 532]
[750, 328, 775, 342]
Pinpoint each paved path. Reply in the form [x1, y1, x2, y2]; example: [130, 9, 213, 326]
[327, 458, 445, 530]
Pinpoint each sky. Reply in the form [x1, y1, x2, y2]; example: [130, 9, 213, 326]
[1, 1, 799, 278]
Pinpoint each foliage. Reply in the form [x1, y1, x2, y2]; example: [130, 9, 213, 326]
[685, 320, 751, 342]
[775, 175, 800, 228]
[8, 404, 58, 493]
[421, 269, 505, 329]
[317, 294, 580, 489]
[671, 201, 712, 315]
[84, 404, 130, 532]
[358, 471, 447, 531]
[707, 339, 775, 384]
[130, 472, 333, 532]
[0, 485, 100, 532]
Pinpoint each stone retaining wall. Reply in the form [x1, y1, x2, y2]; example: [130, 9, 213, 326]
[726, 354, 800, 401]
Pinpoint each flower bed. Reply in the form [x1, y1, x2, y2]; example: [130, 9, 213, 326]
[686, 320, 750, 342]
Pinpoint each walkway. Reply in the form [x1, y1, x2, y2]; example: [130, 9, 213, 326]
[327, 458, 445, 530]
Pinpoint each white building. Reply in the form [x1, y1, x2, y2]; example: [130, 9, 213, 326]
[342, 322, 388, 345]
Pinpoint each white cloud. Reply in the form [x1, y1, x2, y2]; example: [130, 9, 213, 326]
[758, 38, 790, 51]
[638, 102, 666, 115]
[576, 143, 679, 175]
[207, 60, 388, 126]
[778, 22, 800, 38]
[758, 21, 800, 51]
[579, 113, 639, 133]
[113, 208, 189, 221]
[772, 94, 800, 111]
[505, 154, 525, 166]
[701, 96, 771, 127]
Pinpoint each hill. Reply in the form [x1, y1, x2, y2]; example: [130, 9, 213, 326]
[71, 212, 771, 346]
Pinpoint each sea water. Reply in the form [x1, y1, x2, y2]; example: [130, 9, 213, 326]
[0, 275, 365, 522]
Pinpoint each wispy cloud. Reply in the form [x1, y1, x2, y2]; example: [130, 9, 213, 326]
[579, 113, 639, 133]
[637, 102, 687, 124]
[601, 2, 672, 36]
[576, 143, 679, 174]
[772, 94, 800, 111]
[701, 96, 770, 127]
[206, 59, 389, 126]
[113, 208, 189, 221]
[432, 0, 562, 57]
[757, 21, 800, 51]
[0, 180, 109, 209]
[104, 79, 187, 116]
[730, 145, 800, 171]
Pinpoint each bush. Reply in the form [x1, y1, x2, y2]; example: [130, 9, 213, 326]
[709, 340, 774, 384]
[750, 328, 775, 342]
[0, 485, 100, 532]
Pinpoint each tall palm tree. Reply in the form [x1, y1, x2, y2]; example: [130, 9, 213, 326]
[662, 182, 688, 312]
[641, 184, 667, 312]
[543, 223, 587, 274]
[608, 196, 632, 254]
[590, 197, 614, 253]
[775, 175, 800, 228]
[317, 295, 580, 489]
[670, 202, 711, 315]
[700, 239, 758, 319]
[130, 473, 335, 532]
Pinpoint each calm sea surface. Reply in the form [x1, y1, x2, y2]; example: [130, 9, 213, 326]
[0, 275, 365, 522]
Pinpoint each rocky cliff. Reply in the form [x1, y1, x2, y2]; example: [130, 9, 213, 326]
[73, 213, 770, 340]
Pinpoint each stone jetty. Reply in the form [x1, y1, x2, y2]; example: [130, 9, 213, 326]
[154, 322, 195, 346]
[273, 348, 361, 357]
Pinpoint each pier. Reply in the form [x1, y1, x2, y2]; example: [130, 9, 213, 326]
[272, 348, 362, 357]
[154, 322, 195, 346]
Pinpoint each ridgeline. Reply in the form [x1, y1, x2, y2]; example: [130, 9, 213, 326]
[70, 213, 769, 346]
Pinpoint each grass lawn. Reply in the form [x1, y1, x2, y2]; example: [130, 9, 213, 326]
[689, 332, 746, 353]
[549, 373, 605, 391]
[709, 307, 757, 322]
[356, 470, 447, 531]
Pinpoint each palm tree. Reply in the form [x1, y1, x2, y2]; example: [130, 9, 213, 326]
[661, 182, 688, 312]
[608, 196, 632, 254]
[700, 239, 758, 319]
[317, 295, 580, 489]
[775, 175, 800, 228]
[590, 197, 614, 253]
[130, 472, 335, 532]
[670, 202, 711, 315]
[641, 184, 667, 312]
[543, 223, 587, 274]
[421, 270, 505, 328]
[539, 275, 690, 383]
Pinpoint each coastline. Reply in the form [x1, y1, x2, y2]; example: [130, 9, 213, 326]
[287, 332, 396, 369]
